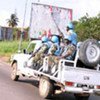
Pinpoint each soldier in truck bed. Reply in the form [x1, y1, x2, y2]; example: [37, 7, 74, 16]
[30, 36, 51, 69]
[48, 35, 62, 56]
[47, 35, 62, 71]
[47, 35, 76, 74]
[59, 35, 76, 60]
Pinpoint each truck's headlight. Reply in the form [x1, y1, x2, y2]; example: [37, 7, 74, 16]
[10, 55, 14, 61]
[24, 61, 27, 68]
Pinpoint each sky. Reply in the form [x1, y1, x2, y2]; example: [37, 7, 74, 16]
[0, 0, 100, 27]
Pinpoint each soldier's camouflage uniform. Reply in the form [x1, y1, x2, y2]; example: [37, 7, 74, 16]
[48, 44, 58, 55]
[47, 43, 76, 74]
[32, 44, 49, 66]
[61, 44, 76, 60]
[48, 43, 61, 71]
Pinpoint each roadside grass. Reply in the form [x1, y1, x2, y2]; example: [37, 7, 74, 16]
[0, 41, 29, 57]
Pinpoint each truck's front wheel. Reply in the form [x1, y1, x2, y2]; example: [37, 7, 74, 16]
[11, 62, 19, 81]
[39, 76, 54, 99]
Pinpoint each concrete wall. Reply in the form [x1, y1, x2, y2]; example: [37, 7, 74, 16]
[0, 26, 13, 41]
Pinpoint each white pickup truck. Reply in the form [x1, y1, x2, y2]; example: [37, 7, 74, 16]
[11, 39, 100, 100]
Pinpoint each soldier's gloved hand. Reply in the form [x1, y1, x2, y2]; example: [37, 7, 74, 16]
[41, 54, 45, 58]
[44, 54, 51, 57]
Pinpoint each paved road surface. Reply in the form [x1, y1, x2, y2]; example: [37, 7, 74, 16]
[0, 60, 100, 100]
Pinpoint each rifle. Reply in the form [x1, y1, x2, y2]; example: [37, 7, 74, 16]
[50, 12, 64, 39]
[29, 46, 41, 60]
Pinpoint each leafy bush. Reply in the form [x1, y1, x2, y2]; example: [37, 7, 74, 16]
[0, 41, 29, 56]
[73, 13, 100, 41]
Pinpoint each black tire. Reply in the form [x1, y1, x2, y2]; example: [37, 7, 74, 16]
[79, 39, 100, 68]
[74, 94, 90, 100]
[39, 76, 54, 99]
[11, 62, 19, 81]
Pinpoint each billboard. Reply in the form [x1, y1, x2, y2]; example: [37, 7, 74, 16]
[29, 3, 72, 39]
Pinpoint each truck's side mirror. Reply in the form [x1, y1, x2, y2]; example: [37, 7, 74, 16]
[23, 49, 27, 54]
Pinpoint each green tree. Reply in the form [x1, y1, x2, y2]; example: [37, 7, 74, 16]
[73, 13, 100, 41]
[7, 13, 19, 40]
[7, 13, 19, 27]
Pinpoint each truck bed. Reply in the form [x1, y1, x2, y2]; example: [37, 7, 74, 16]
[61, 66, 100, 85]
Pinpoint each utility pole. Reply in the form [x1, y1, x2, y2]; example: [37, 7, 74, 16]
[18, 0, 28, 53]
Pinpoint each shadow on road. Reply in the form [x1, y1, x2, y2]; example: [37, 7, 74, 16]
[52, 93, 75, 100]
[17, 78, 75, 100]
[18, 79, 39, 88]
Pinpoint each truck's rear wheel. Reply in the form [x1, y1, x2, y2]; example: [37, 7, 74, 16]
[11, 62, 19, 81]
[39, 76, 54, 99]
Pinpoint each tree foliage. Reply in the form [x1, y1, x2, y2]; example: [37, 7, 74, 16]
[7, 13, 19, 28]
[73, 13, 100, 41]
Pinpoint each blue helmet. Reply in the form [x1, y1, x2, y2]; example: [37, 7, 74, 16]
[51, 35, 59, 43]
[41, 36, 48, 42]
[67, 22, 74, 29]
